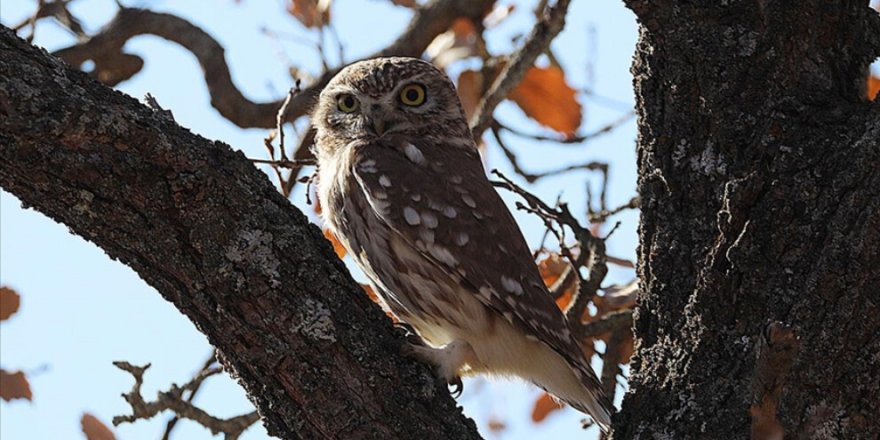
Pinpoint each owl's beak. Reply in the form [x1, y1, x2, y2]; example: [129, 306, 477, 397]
[366, 115, 393, 137]
[372, 118, 387, 136]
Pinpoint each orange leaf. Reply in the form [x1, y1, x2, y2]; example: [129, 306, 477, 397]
[81, 413, 117, 440]
[868, 74, 880, 101]
[537, 254, 576, 310]
[323, 228, 347, 259]
[531, 392, 563, 423]
[0, 369, 32, 401]
[509, 66, 582, 138]
[287, 0, 330, 28]
[0, 286, 20, 321]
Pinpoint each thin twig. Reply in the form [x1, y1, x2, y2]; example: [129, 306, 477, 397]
[590, 196, 640, 224]
[249, 158, 317, 169]
[470, 0, 573, 140]
[491, 125, 607, 183]
[494, 111, 636, 145]
[161, 351, 219, 440]
[112, 361, 259, 440]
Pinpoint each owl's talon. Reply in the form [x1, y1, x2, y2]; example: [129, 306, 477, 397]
[448, 376, 464, 398]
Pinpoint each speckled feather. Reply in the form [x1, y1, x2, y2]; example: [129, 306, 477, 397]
[313, 57, 611, 429]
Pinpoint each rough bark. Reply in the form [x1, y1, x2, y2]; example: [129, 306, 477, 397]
[0, 26, 481, 440]
[616, 1, 880, 439]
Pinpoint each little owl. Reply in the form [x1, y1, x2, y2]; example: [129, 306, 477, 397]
[313, 57, 612, 431]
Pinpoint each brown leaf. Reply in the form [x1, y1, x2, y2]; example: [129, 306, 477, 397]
[323, 228, 347, 259]
[486, 417, 507, 432]
[81, 413, 117, 440]
[868, 74, 880, 101]
[287, 0, 331, 28]
[537, 254, 576, 310]
[457, 70, 483, 121]
[0, 370, 32, 401]
[509, 66, 582, 138]
[0, 286, 21, 321]
[389, 0, 416, 6]
[531, 392, 563, 423]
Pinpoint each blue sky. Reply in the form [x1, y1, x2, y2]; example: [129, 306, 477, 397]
[0, 1, 638, 439]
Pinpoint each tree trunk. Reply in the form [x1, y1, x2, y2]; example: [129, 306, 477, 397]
[616, 1, 880, 439]
[0, 27, 480, 440]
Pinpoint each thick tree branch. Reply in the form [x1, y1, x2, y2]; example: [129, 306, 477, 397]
[51, 0, 494, 129]
[0, 27, 480, 440]
[616, 1, 880, 438]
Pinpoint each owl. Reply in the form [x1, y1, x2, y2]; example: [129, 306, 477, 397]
[312, 57, 612, 431]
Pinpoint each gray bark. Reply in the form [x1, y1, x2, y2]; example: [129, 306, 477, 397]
[0, 26, 480, 440]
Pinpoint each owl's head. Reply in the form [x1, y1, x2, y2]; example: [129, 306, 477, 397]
[312, 57, 469, 151]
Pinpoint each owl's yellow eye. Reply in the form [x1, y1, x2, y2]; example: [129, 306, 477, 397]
[399, 84, 427, 106]
[337, 94, 359, 113]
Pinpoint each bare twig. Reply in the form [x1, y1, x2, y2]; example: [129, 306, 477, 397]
[470, 0, 573, 140]
[750, 322, 799, 440]
[494, 111, 636, 145]
[491, 125, 607, 183]
[579, 310, 633, 339]
[113, 361, 259, 440]
[590, 196, 640, 223]
[249, 158, 317, 169]
[161, 351, 219, 440]
[275, 83, 302, 162]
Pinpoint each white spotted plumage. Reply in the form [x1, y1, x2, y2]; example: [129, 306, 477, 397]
[313, 57, 612, 431]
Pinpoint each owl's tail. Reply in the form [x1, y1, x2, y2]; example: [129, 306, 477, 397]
[536, 359, 613, 433]
[560, 365, 613, 432]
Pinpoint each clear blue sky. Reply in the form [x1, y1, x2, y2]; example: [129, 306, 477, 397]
[0, 1, 638, 439]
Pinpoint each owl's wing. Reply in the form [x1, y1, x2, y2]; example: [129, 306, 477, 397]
[350, 138, 609, 412]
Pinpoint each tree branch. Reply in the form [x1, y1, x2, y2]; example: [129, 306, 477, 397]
[0, 27, 480, 440]
[113, 361, 258, 440]
[469, 0, 571, 140]
[50, 0, 494, 129]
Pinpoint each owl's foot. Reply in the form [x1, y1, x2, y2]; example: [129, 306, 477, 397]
[401, 339, 473, 399]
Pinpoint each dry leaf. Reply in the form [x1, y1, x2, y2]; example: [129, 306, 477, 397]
[426, 18, 478, 67]
[509, 66, 582, 138]
[868, 74, 880, 101]
[531, 392, 563, 423]
[287, 0, 331, 28]
[0, 286, 21, 321]
[0, 369, 32, 401]
[483, 4, 515, 29]
[389, 0, 416, 6]
[537, 254, 576, 310]
[81, 413, 117, 440]
[323, 228, 347, 259]
[486, 417, 507, 432]
[457, 70, 483, 120]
